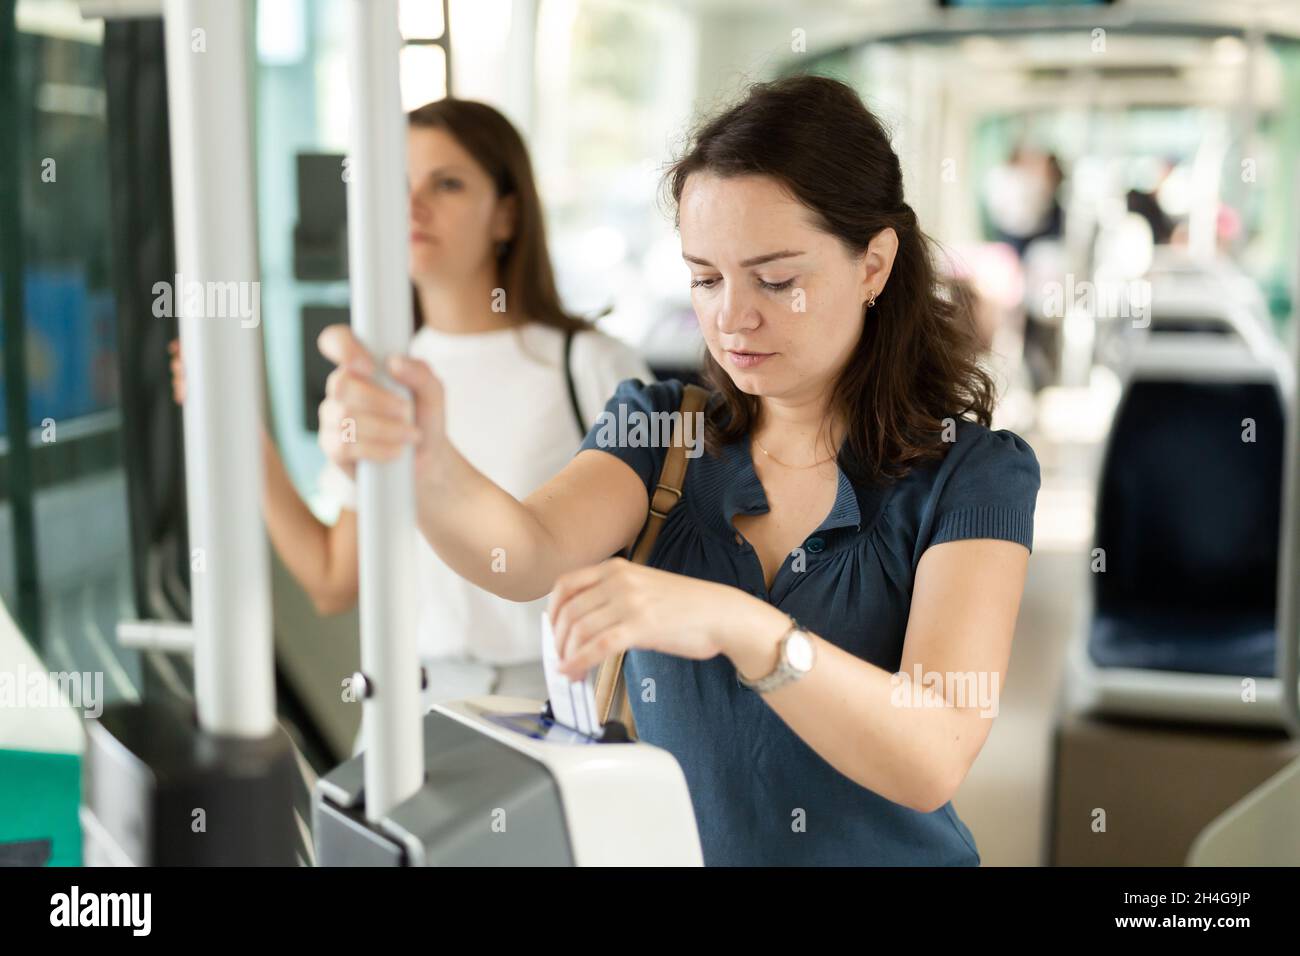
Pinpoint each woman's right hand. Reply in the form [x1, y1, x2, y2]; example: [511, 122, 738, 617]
[316, 324, 447, 481]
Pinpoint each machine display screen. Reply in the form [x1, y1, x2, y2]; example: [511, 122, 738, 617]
[486, 711, 601, 745]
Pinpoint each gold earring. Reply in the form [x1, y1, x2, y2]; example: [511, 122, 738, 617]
[866, 291, 877, 309]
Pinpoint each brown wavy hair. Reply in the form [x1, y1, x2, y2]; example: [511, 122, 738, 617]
[406, 99, 589, 335]
[665, 74, 995, 484]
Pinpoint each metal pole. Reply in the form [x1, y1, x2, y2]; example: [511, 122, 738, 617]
[162, 0, 274, 737]
[344, 0, 423, 820]
[1279, 157, 1300, 738]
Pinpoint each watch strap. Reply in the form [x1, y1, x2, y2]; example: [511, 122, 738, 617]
[737, 618, 807, 693]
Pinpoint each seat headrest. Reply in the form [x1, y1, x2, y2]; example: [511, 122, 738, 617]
[1094, 379, 1283, 617]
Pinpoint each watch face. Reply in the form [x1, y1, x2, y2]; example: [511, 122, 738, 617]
[786, 631, 815, 672]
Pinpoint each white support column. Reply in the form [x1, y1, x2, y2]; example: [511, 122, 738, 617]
[162, 0, 275, 738]
[344, 0, 423, 820]
[1279, 160, 1300, 738]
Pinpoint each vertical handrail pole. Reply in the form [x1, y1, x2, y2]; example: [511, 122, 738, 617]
[162, 0, 274, 737]
[345, 0, 423, 819]
[1278, 159, 1300, 738]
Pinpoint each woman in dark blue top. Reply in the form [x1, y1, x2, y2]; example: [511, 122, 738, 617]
[318, 75, 1041, 866]
[569, 380, 1036, 865]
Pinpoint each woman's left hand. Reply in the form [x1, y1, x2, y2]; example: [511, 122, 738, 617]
[547, 557, 769, 680]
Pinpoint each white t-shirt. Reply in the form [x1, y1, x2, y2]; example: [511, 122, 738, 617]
[319, 320, 654, 666]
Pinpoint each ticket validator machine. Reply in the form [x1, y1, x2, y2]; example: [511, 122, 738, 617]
[308, 1, 701, 866]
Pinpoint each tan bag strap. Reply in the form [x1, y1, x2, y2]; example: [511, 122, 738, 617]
[594, 383, 710, 731]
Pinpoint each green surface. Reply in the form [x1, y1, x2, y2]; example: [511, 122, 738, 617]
[0, 747, 82, 866]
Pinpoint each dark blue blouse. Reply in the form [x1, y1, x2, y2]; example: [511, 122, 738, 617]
[577, 378, 1041, 866]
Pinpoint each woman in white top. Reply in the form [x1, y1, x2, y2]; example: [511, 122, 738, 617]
[174, 98, 650, 712]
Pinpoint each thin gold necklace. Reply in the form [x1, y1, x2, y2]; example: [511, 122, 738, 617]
[752, 436, 837, 469]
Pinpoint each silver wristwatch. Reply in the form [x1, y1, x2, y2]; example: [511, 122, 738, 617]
[737, 621, 816, 693]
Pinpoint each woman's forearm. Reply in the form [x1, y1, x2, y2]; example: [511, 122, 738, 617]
[413, 444, 563, 603]
[722, 601, 977, 814]
[260, 426, 358, 614]
[781, 644, 976, 813]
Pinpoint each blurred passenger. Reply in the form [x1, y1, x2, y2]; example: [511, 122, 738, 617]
[986, 149, 1068, 390]
[1126, 157, 1175, 245]
[984, 147, 1065, 259]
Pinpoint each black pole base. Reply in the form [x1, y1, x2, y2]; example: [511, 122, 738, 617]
[83, 696, 297, 866]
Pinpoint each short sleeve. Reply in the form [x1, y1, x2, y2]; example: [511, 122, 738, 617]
[923, 423, 1041, 553]
[570, 330, 656, 430]
[576, 377, 684, 499]
[318, 460, 358, 511]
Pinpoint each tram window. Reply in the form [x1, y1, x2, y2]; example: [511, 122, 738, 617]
[2, 6, 141, 701]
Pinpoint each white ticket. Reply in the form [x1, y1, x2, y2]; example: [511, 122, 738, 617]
[541, 610, 601, 737]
